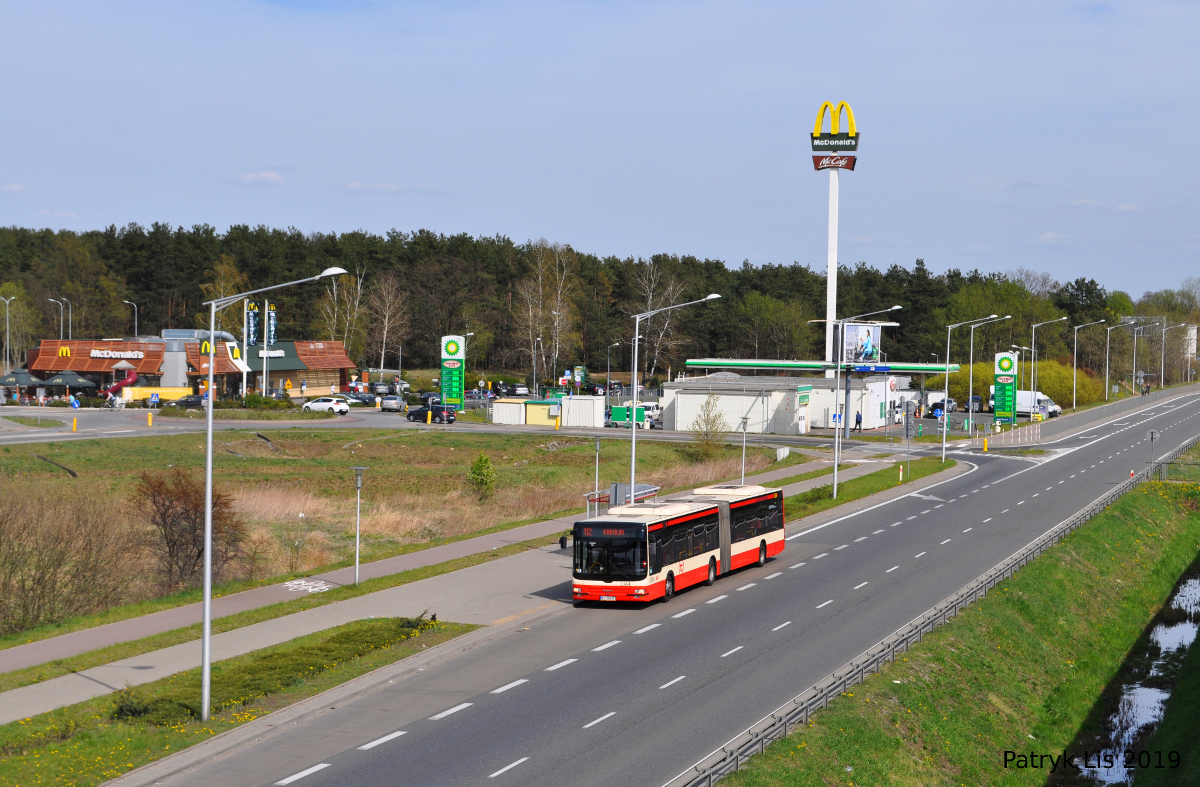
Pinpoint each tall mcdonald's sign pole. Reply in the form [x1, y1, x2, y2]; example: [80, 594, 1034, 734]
[811, 101, 859, 368]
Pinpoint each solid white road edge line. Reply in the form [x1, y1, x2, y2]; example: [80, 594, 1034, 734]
[358, 731, 406, 750]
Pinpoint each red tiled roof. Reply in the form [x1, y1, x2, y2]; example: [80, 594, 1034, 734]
[294, 341, 355, 370]
[29, 341, 164, 374]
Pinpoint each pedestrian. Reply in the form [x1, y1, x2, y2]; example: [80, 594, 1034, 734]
[854, 411, 862, 432]
[301, 380, 306, 397]
[330, 383, 336, 395]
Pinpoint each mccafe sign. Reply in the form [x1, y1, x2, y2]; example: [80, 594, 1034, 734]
[90, 349, 144, 359]
[812, 155, 857, 171]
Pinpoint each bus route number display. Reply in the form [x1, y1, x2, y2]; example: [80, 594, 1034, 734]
[578, 525, 642, 539]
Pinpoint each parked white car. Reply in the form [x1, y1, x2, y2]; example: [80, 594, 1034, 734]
[302, 397, 349, 415]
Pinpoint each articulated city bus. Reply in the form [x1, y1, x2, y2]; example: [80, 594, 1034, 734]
[571, 484, 785, 604]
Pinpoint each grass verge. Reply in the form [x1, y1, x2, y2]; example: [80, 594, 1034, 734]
[770, 463, 852, 489]
[1, 416, 62, 428]
[0, 616, 473, 786]
[723, 481, 1200, 787]
[784, 456, 953, 522]
[157, 409, 335, 420]
[0, 533, 559, 691]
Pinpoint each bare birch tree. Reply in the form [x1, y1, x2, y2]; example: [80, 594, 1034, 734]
[632, 258, 685, 379]
[364, 271, 410, 370]
[316, 263, 368, 361]
[512, 240, 579, 384]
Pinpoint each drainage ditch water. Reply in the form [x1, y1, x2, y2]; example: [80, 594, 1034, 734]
[1070, 576, 1200, 785]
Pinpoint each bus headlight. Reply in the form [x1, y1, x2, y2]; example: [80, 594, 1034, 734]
[633, 589, 646, 595]
[573, 587, 582, 594]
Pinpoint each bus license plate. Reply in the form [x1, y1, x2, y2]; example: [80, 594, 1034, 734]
[600, 595, 617, 601]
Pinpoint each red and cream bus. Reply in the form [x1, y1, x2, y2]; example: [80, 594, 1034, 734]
[571, 484, 785, 604]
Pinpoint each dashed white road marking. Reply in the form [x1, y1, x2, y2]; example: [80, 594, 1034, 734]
[592, 640, 621, 651]
[736, 583, 756, 591]
[886, 565, 899, 572]
[765, 572, 782, 579]
[921, 509, 931, 514]
[812, 552, 829, 560]
[1018, 501, 1025, 505]
[429, 702, 473, 720]
[706, 595, 728, 604]
[275, 764, 331, 784]
[671, 609, 696, 618]
[914, 551, 927, 558]
[488, 757, 530, 778]
[853, 581, 869, 589]
[983, 518, 992, 523]
[906, 516, 917, 521]
[773, 621, 792, 631]
[963, 527, 972, 533]
[816, 599, 833, 608]
[1032, 494, 1039, 497]
[583, 712, 616, 728]
[854, 536, 868, 542]
[935, 504, 944, 509]
[659, 675, 686, 689]
[940, 538, 951, 545]
[721, 646, 743, 658]
[359, 731, 407, 749]
[545, 659, 578, 671]
[835, 544, 849, 550]
[872, 529, 884, 534]
[890, 521, 902, 527]
[634, 624, 660, 634]
[1001, 508, 1010, 513]
[491, 679, 528, 694]
[789, 562, 806, 569]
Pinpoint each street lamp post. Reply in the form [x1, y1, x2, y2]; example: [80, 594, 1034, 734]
[1030, 316, 1067, 412]
[62, 298, 72, 340]
[533, 337, 542, 398]
[631, 294, 720, 503]
[350, 467, 369, 585]
[968, 316, 1010, 434]
[1162, 323, 1187, 388]
[740, 416, 749, 485]
[606, 342, 619, 411]
[1, 297, 13, 374]
[48, 299, 63, 340]
[941, 315, 997, 462]
[1072, 319, 1105, 409]
[1010, 345, 1031, 419]
[198, 266, 346, 722]
[123, 300, 138, 337]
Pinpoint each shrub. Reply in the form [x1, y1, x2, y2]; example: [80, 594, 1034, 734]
[242, 393, 298, 410]
[0, 488, 136, 635]
[466, 452, 497, 498]
[688, 392, 729, 460]
[133, 468, 247, 589]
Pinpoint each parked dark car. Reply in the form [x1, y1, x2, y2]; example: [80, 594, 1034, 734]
[346, 392, 376, 405]
[580, 383, 606, 396]
[407, 404, 456, 424]
[419, 392, 442, 406]
[494, 381, 511, 396]
[165, 395, 206, 409]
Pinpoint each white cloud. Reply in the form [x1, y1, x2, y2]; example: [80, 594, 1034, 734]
[2, 183, 25, 192]
[1072, 199, 1098, 206]
[1038, 231, 1065, 243]
[1114, 204, 1139, 212]
[346, 180, 401, 192]
[33, 209, 80, 218]
[236, 171, 285, 185]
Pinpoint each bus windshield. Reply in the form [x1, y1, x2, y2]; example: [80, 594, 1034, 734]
[574, 537, 647, 581]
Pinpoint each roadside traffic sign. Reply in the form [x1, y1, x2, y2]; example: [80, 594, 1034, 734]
[150, 393, 160, 404]
[1147, 429, 1159, 442]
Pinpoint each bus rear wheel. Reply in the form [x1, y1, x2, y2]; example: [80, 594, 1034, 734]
[662, 573, 675, 602]
[756, 541, 767, 567]
[704, 558, 716, 586]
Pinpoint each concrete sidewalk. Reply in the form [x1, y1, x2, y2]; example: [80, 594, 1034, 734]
[0, 454, 862, 675]
[0, 453, 965, 727]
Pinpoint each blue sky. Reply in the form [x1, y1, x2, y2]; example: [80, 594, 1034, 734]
[1, 1, 1196, 296]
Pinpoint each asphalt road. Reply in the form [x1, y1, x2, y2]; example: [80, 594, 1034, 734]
[138, 393, 1200, 787]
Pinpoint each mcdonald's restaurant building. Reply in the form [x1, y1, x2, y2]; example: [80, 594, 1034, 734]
[29, 334, 355, 398]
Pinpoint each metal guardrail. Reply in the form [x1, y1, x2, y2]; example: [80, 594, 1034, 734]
[1040, 384, 1200, 439]
[662, 431, 1200, 787]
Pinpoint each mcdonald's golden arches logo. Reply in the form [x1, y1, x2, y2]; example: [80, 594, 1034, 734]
[201, 341, 211, 354]
[811, 101, 858, 151]
[231, 345, 241, 360]
[57, 346, 71, 358]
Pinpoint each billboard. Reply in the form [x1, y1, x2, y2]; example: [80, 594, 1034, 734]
[840, 323, 881, 364]
[440, 335, 465, 407]
[994, 352, 1017, 424]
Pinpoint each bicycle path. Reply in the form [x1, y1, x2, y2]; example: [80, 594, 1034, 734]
[0, 454, 876, 675]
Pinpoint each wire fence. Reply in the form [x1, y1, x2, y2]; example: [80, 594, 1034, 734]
[662, 431, 1200, 787]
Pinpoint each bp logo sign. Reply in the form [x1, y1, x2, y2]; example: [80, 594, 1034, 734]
[444, 339, 461, 358]
[997, 355, 1014, 373]
[440, 335, 465, 407]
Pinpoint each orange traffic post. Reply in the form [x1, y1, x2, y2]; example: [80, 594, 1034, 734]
[983, 437, 988, 452]
[72, 417, 77, 432]
[148, 412, 153, 427]
[426, 410, 431, 424]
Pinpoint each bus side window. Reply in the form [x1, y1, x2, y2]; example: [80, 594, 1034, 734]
[707, 515, 720, 551]
[731, 509, 745, 543]
[767, 496, 783, 531]
[649, 534, 663, 573]
[660, 527, 677, 565]
[681, 526, 693, 559]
